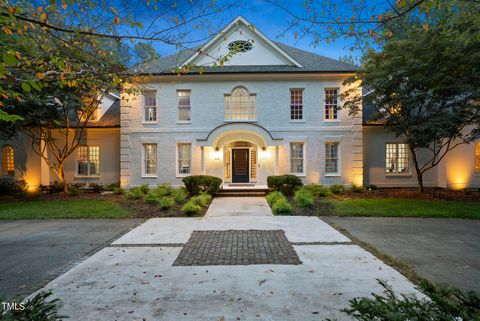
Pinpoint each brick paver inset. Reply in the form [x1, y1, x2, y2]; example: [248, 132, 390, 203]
[173, 230, 302, 266]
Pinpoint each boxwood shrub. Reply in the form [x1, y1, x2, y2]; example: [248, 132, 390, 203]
[294, 187, 314, 208]
[182, 175, 222, 196]
[267, 175, 303, 196]
[272, 198, 293, 215]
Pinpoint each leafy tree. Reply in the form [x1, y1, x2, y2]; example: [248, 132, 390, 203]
[341, 1, 480, 191]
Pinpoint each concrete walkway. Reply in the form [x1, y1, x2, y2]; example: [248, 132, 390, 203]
[205, 197, 273, 217]
[29, 199, 419, 321]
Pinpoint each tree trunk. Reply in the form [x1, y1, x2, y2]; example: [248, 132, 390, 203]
[409, 145, 424, 192]
[55, 161, 68, 193]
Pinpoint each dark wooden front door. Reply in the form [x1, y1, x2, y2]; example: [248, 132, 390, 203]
[232, 149, 249, 183]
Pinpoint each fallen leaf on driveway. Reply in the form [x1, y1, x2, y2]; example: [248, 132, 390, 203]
[258, 279, 266, 286]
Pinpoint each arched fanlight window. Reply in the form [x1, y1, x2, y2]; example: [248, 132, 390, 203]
[2, 145, 14, 176]
[225, 86, 256, 121]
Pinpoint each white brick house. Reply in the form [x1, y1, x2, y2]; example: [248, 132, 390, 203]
[1, 16, 479, 191]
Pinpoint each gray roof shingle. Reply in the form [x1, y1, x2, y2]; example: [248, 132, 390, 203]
[134, 42, 357, 75]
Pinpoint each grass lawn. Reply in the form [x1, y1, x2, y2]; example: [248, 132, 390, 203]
[0, 199, 130, 219]
[331, 198, 480, 219]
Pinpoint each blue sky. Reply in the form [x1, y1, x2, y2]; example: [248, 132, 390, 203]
[148, 0, 364, 62]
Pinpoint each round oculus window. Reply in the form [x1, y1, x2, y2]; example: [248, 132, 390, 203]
[228, 40, 253, 53]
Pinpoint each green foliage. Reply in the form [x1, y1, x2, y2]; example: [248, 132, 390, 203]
[329, 184, 344, 195]
[39, 181, 65, 194]
[350, 184, 363, 193]
[126, 187, 144, 200]
[367, 184, 379, 190]
[89, 183, 104, 193]
[0, 179, 28, 196]
[272, 198, 293, 215]
[158, 197, 175, 210]
[267, 175, 303, 196]
[327, 279, 480, 321]
[182, 175, 222, 196]
[294, 187, 315, 208]
[112, 187, 125, 195]
[139, 184, 150, 195]
[0, 291, 65, 321]
[181, 201, 202, 216]
[266, 191, 285, 206]
[106, 182, 121, 191]
[191, 193, 213, 207]
[144, 190, 161, 205]
[153, 184, 173, 197]
[67, 184, 82, 196]
[171, 188, 188, 204]
[302, 184, 333, 198]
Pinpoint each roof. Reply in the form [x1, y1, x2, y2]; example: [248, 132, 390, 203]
[134, 42, 358, 75]
[86, 100, 120, 128]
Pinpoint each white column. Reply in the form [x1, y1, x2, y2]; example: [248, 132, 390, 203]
[274, 145, 279, 175]
[201, 147, 205, 175]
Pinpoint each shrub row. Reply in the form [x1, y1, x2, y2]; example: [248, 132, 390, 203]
[267, 175, 303, 196]
[128, 184, 189, 211]
[266, 191, 292, 215]
[181, 193, 212, 215]
[182, 175, 222, 196]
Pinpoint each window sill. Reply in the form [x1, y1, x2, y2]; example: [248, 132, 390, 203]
[176, 121, 191, 124]
[324, 173, 341, 177]
[74, 175, 100, 179]
[385, 173, 412, 177]
[324, 119, 340, 123]
[224, 120, 257, 123]
[142, 121, 158, 125]
[176, 173, 191, 178]
[289, 120, 305, 123]
[142, 175, 157, 178]
[290, 173, 306, 177]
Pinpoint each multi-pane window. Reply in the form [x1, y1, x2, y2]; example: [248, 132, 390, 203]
[77, 146, 100, 176]
[386, 143, 409, 174]
[290, 89, 303, 120]
[144, 144, 157, 175]
[475, 142, 480, 173]
[1, 145, 14, 176]
[290, 143, 304, 174]
[177, 90, 191, 121]
[225, 86, 255, 120]
[325, 88, 339, 120]
[325, 143, 339, 174]
[144, 91, 157, 122]
[178, 143, 191, 175]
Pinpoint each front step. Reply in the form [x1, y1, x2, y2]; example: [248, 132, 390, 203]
[216, 189, 268, 197]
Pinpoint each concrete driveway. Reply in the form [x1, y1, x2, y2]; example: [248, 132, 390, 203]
[32, 213, 419, 320]
[0, 219, 142, 300]
[324, 217, 480, 293]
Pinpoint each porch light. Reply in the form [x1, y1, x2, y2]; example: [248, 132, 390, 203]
[212, 147, 221, 160]
[259, 147, 268, 160]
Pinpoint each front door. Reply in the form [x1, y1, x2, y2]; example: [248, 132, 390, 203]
[232, 149, 249, 183]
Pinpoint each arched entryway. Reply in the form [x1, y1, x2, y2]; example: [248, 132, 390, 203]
[224, 141, 257, 183]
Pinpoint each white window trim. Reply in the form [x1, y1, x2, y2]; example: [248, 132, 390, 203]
[385, 142, 412, 176]
[289, 142, 306, 177]
[324, 141, 341, 177]
[324, 87, 341, 122]
[224, 87, 257, 122]
[176, 142, 192, 178]
[142, 143, 157, 178]
[176, 89, 192, 123]
[290, 88, 304, 121]
[142, 91, 158, 124]
[75, 145, 100, 178]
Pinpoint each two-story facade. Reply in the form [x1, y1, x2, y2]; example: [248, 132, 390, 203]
[1, 16, 480, 191]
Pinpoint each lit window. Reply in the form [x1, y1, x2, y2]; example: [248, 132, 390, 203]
[386, 143, 409, 174]
[144, 144, 157, 175]
[225, 86, 255, 121]
[290, 89, 303, 120]
[144, 91, 157, 122]
[290, 143, 304, 174]
[177, 90, 191, 121]
[178, 143, 191, 175]
[325, 143, 339, 174]
[325, 88, 339, 120]
[1, 145, 14, 176]
[475, 142, 480, 172]
[77, 146, 100, 176]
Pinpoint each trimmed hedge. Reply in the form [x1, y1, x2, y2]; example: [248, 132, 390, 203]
[182, 175, 222, 196]
[266, 191, 292, 215]
[267, 175, 303, 196]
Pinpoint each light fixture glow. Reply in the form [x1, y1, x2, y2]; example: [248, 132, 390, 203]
[259, 147, 268, 160]
[212, 147, 221, 161]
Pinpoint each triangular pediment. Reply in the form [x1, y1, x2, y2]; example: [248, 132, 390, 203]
[183, 16, 302, 67]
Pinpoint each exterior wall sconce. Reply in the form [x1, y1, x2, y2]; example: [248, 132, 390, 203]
[212, 147, 221, 160]
[259, 147, 268, 160]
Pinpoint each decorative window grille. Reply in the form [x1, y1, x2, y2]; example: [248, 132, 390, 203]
[385, 143, 409, 174]
[475, 142, 480, 173]
[177, 90, 191, 121]
[290, 143, 304, 174]
[290, 89, 303, 120]
[325, 143, 339, 174]
[225, 87, 255, 120]
[77, 146, 100, 176]
[144, 91, 157, 122]
[1, 145, 14, 176]
[178, 143, 191, 175]
[144, 144, 157, 175]
[325, 88, 338, 120]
